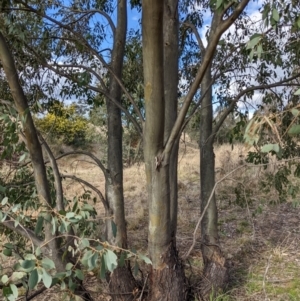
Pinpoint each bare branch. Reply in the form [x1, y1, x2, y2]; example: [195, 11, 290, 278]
[23, 47, 142, 136]
[183, 156, 300, 259]
[212, 74, 300, 136]
[61, 174, 108, 211]
[54, 150, 108, 179]
[39, 133, 64, 211]
[1, 218, 44, 250]
[183, 22, 205, 53]
[221, 0, 250, 28]
[65, 8, 116, 36]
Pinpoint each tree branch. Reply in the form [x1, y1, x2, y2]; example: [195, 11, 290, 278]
[54, 150, 108, 179]
[23, 48, 142, 135]
[38, 133, 65, 211]
[212, 74, 300, 136]
[0, 30, 65, 272]
[163, 1, 250, 161]
[61, 174, 108, 211]
[1, 218, 44, 250]
[183, 22, 205, 53]
[65, 8, 116, 36]
[221, 0, 250, 28]
[15, 1, 144, 126]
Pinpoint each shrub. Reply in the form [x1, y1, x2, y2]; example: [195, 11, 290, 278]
[35, 102, 89, 147]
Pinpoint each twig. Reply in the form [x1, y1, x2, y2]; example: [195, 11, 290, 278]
[138, 273, 148, 301]
[183, 157, 300, 259]
[61, 174, 108, 211]
[183, 164, 246, 259]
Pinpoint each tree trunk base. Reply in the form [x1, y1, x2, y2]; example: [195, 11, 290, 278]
[109, 265, 138, 301]
[148, 243, 187, 301]
[200, 245, 228, 301]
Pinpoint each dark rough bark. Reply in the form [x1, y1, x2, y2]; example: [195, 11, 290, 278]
[108, 265, 138, 301]
[104, 0, 137, 299]
[200, 245, 227, 300]
[148, 241, 186, 301]
[199, 63, 227, 300]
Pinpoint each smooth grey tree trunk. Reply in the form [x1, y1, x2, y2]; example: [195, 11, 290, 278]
[164, 0, 180, 238]
[104, 0, 136, 299]
[143, 1, 186, 300]
[199, 65, 227, 300]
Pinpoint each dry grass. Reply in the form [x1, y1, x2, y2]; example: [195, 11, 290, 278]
[1, 140, 300, 300]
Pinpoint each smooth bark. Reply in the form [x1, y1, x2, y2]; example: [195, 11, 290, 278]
[199, 65, 227, 299]
[164, 0, 180, 237]
[104, 0, 137, 299]
[143, 1, 186, 300]
[0, 31, 64, 273]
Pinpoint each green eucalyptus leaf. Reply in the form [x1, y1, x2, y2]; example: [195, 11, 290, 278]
[272, 8, 279, 22]
[18, 153, 26, 162]
[35, 247, 41, 257]
[294, 88, 300, 95]
[261, 143, 279, 153]
[3, 248, 12, 257]
[20, 260, 36, 272]
[134, 261, 139, 276]
[138, 254, 152, 265]
[75, 269, 84, 281]
[41, 258, 55, 270]
[103, 250, 117, 272]
[288, 124, 300, 135]
[291, 108, 299, 116]
[3, 242, 14, 249]
[99, 256, 106, 280]
[66, 212, 75, 219]
[42, 269, 52, 288]
[28, 269, 39, 290]
[9, 284, 18, 298]
[119, 252, 127, 268]
[2, 286, 12, 297]
[111, 220, 117, 238]
[68, 277, 76, 292]
[246, 34, 261, 49]
[80, 238, 90, 249]
[66, 263, 73, 271]
[11, 272, 26, 282]
[1, 275, 9, 284]
[34, 216, 44, 235]
[1, 197, 8, 205]
[88, 252, 98, 270]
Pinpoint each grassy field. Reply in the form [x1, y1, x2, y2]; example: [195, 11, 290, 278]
[1, 140, 300, 300]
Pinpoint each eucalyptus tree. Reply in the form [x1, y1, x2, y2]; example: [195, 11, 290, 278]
[0, 0, 139, 300]
[1, 1, 300, 301]
[141, 0, 253, 299]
